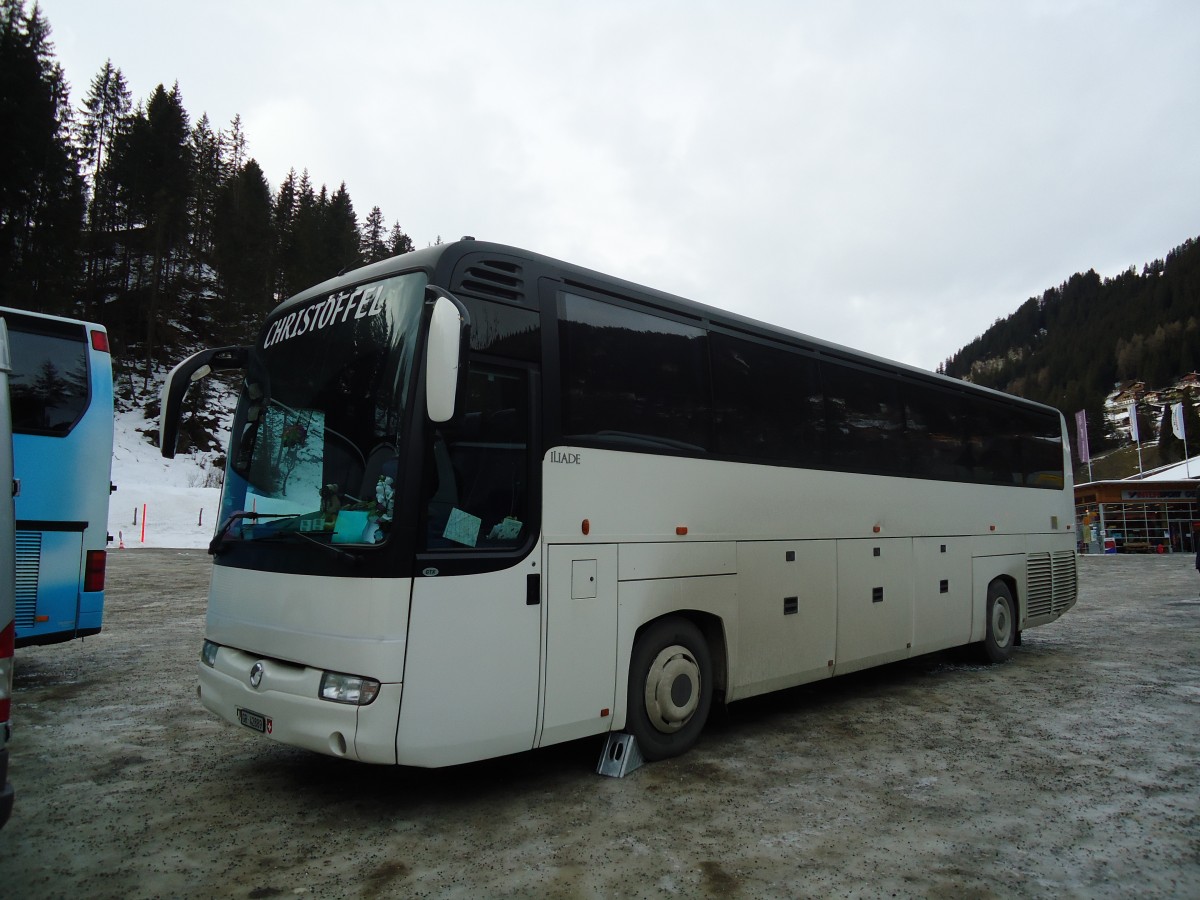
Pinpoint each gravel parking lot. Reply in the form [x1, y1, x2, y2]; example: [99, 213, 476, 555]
[1, 550, 1198, 898]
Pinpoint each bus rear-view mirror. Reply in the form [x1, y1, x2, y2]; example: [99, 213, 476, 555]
[159, 346, 249, 458]
[425, 292, 469, 423]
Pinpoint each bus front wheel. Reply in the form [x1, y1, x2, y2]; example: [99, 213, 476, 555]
[626, 617, 712, 761]
[979, 581, 1017, 664]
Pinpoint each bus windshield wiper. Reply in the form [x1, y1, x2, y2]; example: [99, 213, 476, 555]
[208, 511, 295, 556]
[293, 531, 362, 566]
[243, 527, 362, 566]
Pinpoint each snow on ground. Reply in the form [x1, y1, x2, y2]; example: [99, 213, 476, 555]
[108, 407, 223, 550]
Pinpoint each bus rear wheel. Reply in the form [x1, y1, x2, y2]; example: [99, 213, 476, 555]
[626, 617, 712, 761]
[978, 581, 1017, 664]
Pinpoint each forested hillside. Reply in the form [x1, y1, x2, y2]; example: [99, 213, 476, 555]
[941, 235, 1200, 457]
[0, 0, 416, 401]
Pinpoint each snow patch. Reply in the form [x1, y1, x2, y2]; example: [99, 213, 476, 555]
[108, 407, 225, 550]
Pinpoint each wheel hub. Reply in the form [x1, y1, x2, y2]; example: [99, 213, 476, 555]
[644, 644, 701, 733]
[992, 598, 1012, 648]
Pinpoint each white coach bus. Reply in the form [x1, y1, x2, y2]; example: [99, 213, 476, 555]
[161, 239, 1077, 767]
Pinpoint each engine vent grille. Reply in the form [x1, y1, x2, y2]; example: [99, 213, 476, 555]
[1026, 550, 1077, 619]
[453, 259, 525, 304]
[1027, 553, 1052, 618]
[15, 531, 41, 629]
[1051, 550, 1077, 614]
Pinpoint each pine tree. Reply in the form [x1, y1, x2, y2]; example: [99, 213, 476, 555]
[281, 170, 321, 297]
[227, 113, 247, 172]
[388, 221, 414, 257]
[76, 58, 132, 320]
[188, 113, 225, 264]
[359, 206, 386, 263]
[0, 0, 85, 314]
[325, 182, 360, 275]
[76, 59, 131, 213]
[212, 159, 273, 341]
[109, 82, 193, 382]
[271, 168, 298, 301]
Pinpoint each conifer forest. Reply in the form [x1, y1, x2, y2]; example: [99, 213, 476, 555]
[2, 0, 1198, 461]
[0, 0, 414, 394]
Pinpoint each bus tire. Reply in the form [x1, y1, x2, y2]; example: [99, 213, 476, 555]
[979, 580, 1017, 664]
[626, 617, 712, 761]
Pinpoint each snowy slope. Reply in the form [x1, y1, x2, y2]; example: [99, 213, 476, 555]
[108, 407, 225, 550]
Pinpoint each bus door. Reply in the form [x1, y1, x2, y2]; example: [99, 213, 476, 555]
[538, 544, 618, 747]
[399, 360, 542, 766]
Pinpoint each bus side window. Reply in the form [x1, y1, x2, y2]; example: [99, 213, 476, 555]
[422, 364, 529, 550]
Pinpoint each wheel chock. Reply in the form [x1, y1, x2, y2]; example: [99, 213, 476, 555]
[596, 731, 644, 778]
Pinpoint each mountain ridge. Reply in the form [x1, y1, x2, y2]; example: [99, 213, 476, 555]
[941, 234, 1200, 457]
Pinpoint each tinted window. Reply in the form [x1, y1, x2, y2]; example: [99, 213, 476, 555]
[8, 324, 89, 435]
[1020, 410, 1065, 487]
[822, 361, 906, 475]
[905, 384, 972, 482]
[559, 293, 710, 452]
[423, 363, 531, 551]
[467, 300, 539, 362]
[712, 333, 823, 465]
[552, 292, 1062, 489]
[969, 404, 1023, 485]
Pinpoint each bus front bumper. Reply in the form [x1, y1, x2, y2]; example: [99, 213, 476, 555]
[197, 654, 400, 765]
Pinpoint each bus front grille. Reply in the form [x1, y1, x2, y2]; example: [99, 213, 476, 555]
[15, 531, 41, 629]
[1026, 550, 1077, 619]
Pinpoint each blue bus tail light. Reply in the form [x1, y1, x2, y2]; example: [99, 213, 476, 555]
[83, 551, 106, 593]
[89, 329, 109, 353]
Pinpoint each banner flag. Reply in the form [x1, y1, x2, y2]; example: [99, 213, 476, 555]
[1171, 402, 1186, 441]
[1127, 402, 1139, 443]
[1075, 410, 1090, 463]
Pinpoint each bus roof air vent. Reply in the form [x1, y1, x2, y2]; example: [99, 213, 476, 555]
[453, 259, 526, 305]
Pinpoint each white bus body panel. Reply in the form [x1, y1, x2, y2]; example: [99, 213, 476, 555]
[612, 574, 738, 730]
[543, 450, 1073, 547]
[538, 544, 618, 747]
[398, 556, 541, 767]
[911, 537, 973, 656]
[734, 540, 836, 697]
[544, 447, 1076, 716]
[201, 565, 411, 763]
[206, 565, 411, 681]
[197, 655, 401, 763]
[834, 538, 914, 675]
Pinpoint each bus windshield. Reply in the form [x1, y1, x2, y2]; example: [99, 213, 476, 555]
[216, 272, 427, 549]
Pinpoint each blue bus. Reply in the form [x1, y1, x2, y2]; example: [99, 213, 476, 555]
[2, 308, 114, 647]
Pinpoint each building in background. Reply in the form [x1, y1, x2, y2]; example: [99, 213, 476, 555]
[1075, 456, 1199, 553]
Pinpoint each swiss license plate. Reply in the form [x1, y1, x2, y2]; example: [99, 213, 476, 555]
[237, 707, 270, 734]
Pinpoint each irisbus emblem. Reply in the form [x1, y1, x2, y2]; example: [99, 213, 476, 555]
[249, 661, 264, 689]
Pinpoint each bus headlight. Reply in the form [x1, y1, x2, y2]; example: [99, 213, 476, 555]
[200, 640, 219, 668]
[319, 672, 380, 706]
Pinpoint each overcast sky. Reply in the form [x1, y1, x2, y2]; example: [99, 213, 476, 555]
[40, 0, 1200, 369]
